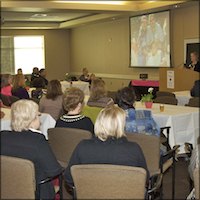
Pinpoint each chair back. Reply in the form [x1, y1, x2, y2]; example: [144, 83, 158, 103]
[193, 167, 199, 199]
[126, 133, 160, 176]
[186, 97, 200, 107]
[82, 105, 102, 123]
[71, 164, 147, 199]
[0, 93, 19, 106]
[107, 91, 117, 103]
[1, 155, 35, 199]
[154, 96, 178, 105]
[156, 91, 175, 98]
[48, 128, 91, 167]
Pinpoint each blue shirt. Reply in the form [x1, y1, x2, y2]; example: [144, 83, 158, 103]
[125, 108, 160, 137]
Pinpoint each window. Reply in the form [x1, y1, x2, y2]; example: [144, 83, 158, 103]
[1, 36, 45, 74]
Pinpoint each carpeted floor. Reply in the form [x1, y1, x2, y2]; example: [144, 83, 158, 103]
[62, 157, 192, 199]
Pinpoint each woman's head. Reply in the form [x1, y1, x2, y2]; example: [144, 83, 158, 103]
[190, 51, 199, 63]
[46, 80, 63, 100]
[0, 74, 12, 88]
[90, 79, 107, 100]
[95, 105, 126, 141]
[11, 100, 40, 132]
[63, 87, 84, 113]
[82, 68, 88, 76]
[116, 87, 136, 110]
[12, 74, 25, 90]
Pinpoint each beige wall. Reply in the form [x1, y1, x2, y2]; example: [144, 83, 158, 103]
[1, 29, 70, 80]
[70, 3, 199, 91]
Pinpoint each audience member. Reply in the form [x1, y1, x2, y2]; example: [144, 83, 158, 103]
[11, 74, 29, 99]
[116, 87, 159, 136]
[31, 67, 40, 82]
[79, 68, 90, 82]
[17, 68, 23, 75]
[64, 105, 149, 186]
[56, 87, 94, 134]
[0, 100, 62, 199]
[32, 68, 48, 88]
[87, 79, 114, 108]
[39, 80, 63, 120]
[89, 73, 96, 85]
[0, 74, 12, 96]
[190, 80, 200, 97]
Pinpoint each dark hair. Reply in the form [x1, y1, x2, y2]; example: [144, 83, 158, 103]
[116, 87, 136, 110]
[46, 80, 63, 100]
[39, 68, 45, 74]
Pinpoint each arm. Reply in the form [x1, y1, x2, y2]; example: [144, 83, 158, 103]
[37, 135, 62, 178]
[64, 143, 82, 186]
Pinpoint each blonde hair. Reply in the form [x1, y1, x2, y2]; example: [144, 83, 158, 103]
[11, 100, 39, 132]
[63, 87, 84, 112]
[12, 74, 25, 90]
[94, 105, 126, 141]
[90, 79, 107, 101]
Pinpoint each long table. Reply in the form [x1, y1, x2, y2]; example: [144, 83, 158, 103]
[0, 108, 56, 139]
[60, 81, 90, 95]
[136, 102, 199, 154]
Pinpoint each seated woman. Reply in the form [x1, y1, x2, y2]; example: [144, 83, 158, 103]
[79, 68, 90, 82]
[87, 79, 114, 108]
[64, 105, 149, 187]
[39, 80, 63, 120]
[1, 100, 62, 199]
[0, 74, 13, 96]
[56, 87, 94, 134]
[116, 87, 160, 136]
[11, 74, 29, 99]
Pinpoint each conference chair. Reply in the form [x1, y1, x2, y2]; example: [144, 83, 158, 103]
[107, 91, 117, 103]
[71, 164, 147, 200]
[126, 132, 179, 200]
[156, 91, 176, 98]
[1, 155, 63, 200]
[82, 105, 102, 123]
[48, 127, 92, 168]
[154, 96, 178, 105]
[186, 97, 200, 107]
[193, 168, 199, 200]
[0, 93, 20, 107]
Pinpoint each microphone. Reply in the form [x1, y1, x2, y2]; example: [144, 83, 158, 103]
[176, 62, 185, 68]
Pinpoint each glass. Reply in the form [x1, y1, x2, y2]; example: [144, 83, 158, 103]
[160, 104, 165, 112]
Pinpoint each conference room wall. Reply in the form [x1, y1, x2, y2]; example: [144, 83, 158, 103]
[69, 3, 199, 91]
[1, 29, 70, 80]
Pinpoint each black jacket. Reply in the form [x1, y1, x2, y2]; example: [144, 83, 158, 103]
[0, 130, 62, 199]
[190, 80, 200, 97]
[64, 136, 149, 186]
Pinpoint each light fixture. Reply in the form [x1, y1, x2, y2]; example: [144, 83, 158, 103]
[55, 1, 126, 5]
[31, 14, 48, 18]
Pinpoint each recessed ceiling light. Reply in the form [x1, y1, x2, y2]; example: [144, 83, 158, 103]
[173, 5, 180, 8]
[31, 14, 48, 18]
[55, 1, 126, 5]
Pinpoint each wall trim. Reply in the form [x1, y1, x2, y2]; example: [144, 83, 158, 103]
[71, 72, 159, 80]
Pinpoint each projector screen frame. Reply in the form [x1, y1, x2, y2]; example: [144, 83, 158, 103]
[129, 9, 172, 68]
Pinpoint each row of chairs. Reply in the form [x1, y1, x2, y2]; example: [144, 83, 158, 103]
[48, 127, 179, 199]
[1, 127, 178, 200]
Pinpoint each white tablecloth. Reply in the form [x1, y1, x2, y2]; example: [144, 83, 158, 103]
[173, 90, 191, 106]
[0, 108, 55, 139]
[136, 102, 199, 154]
[60, 81, 90, 95]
